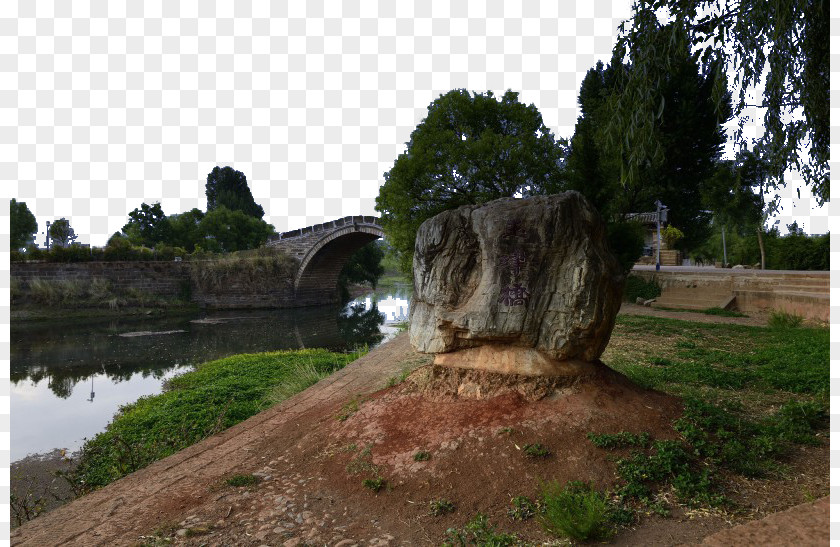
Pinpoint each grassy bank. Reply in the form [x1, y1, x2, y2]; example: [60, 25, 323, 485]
[63, 348, 365, 494]
[444, 315, 828, 543]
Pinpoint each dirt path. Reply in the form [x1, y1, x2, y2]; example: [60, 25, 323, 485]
[11, 309, 827, 546]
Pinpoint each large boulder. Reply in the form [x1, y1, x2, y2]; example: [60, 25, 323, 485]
[409, 192, 624, 375]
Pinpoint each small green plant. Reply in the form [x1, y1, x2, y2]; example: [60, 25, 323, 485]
[497, 427, 514, 435]
[443, 513, 518, 546]
[363, 477, 386, 492]
[413, 450, 430, 462]
[522, 443, 550, 458]
[587, 431, 651, 449]
[768, 309, 804, 329]
[336, 397, 362, 421]
[539, 481, 612, 542]
[346, 444, 379, 476]
[385, 366, 413, 388]
[429, 499, 455, 516]
[225, 474, 259, 487]
[507, 495, 537, 521]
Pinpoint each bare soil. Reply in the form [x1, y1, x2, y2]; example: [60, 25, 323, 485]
[11, 312, 829, 546]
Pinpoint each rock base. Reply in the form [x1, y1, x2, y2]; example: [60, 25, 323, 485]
[402, 361, 619, 402]
[432, 345, 601, 377]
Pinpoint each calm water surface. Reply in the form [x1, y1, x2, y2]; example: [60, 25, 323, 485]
[11, 285, 411, 462]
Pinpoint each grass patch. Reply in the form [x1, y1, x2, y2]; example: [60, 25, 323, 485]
[429, 499, 455, 516]
[268, 359, 332, 404]
[444, 514, 519, 546]
[539, 481, 613, 542]
[768, 309, 804, 328]
[225, 474, 259, 487]
[413, 450, 430, 462]
[64, 348, 359, 493]
[522, 443, 550, 458]
[594, 314, 828, 522]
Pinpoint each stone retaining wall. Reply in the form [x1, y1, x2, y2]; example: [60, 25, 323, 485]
[630, 268, 829, 321]
[11, 261, 299, 309]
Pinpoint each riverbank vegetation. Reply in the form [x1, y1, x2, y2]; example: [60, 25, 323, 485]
[62, 347, 366, 494]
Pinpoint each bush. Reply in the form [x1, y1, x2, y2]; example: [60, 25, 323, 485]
[45, 244, 93, 263]
[539, 481, 612, 542]
[607, 221, 645, 273]
[623, 275, 661, 302]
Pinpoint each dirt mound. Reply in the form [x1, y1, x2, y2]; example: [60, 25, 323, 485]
[248, 364, 685, 543]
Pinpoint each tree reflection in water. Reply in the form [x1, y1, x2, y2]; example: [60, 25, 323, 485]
[12, 303, 387, 399]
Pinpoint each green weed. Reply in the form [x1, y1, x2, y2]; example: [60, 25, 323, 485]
[336, 397, 363, 421]
[413, 450, 430, 462]
[363, 477, 386, 492]
[443, 513, 518, 546]
[225, 474, 259, 487]
[507, 496, 537, 521]
[587, 431, 651, 449]
[268, 360, 331, 403]
[429, 499, 455, 516]
[522, 443, 550, 458]
[624, 275, 661, 302]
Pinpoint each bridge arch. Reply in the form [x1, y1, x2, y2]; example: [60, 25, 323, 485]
[291, 221, 385, 306]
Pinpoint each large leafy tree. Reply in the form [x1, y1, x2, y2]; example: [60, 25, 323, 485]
[197, 206, 274, 253]
[608, 0, 829, 207]
[205, 166, 265, 219]
[565, 26, 731, 252]
[375, 89, 565, 272]
[48, 218, 77, 248]
[10, 199, 37, 251]
[122, 202, 171, 248]
[166, 208, 206, 252]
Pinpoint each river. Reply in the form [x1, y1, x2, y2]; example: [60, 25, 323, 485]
[10, 285, 411, 462]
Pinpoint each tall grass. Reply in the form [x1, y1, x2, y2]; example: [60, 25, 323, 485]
[768, 309, 804, 329]
[188, 249, 298, 293]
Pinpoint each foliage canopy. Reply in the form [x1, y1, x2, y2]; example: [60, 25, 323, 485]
[375, 89, 565, 271]
[206, 166, 265, 219]
[10, 199, 37, 251]
[611, 0, 829, 207]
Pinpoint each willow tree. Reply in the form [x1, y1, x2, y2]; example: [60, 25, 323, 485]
[608, 0, 829, 210]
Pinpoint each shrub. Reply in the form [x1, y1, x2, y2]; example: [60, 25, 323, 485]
[539, 481, 612, 542]
[607, 220, 645, 273]
[623, 275, 661, 302]
[362, 477, 385, 492]
[413, 450, 430, 462]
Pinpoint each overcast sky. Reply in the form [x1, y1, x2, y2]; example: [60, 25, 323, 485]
[2, 0, 831, 247]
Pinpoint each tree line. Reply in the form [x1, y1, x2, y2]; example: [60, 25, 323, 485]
[375, 1, 827, 272]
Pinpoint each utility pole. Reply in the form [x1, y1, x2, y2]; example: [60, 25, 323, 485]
[44, 220, 51, 250]
[654, 200, 664, 271]
[721, 225, 728, 267]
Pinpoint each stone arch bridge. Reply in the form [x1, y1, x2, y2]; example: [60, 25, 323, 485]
[266, 215, 384, 306]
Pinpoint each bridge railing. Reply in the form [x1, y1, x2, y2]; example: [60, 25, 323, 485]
[267, 216, 381, 242]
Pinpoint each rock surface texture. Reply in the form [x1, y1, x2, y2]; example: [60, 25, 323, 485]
[409, 192, 623, 375]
